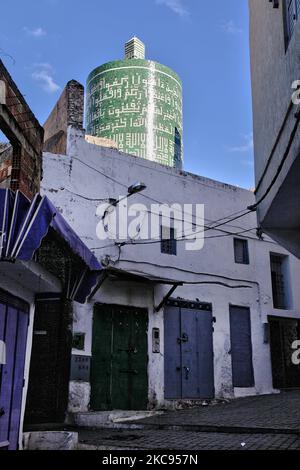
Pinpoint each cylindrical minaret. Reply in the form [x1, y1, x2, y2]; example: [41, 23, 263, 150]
[86, 37, 183, 168]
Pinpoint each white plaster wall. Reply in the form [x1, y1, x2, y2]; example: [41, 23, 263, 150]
[68, 381, 91, 414]
[41, 128, 300, 408]
[249, 1, 300, 228]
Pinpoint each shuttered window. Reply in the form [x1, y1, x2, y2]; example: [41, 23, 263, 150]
[234, 238, 249, 265]
[161, 226, 177, 256]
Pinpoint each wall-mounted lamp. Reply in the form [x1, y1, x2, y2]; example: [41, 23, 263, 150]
[128, 181, 147, 195]
[102, 181, 147, 220]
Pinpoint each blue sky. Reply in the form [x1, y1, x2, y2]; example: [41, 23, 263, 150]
[0, 0, 254, 188]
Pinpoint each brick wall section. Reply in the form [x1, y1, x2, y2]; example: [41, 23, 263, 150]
[43, 80, 84, 154]
[0, 145, 12, 188]
[0, 60, 44, 199]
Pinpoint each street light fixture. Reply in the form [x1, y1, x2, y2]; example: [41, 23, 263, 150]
[127, 181, 147, 195]
[101, 181, 147, 220]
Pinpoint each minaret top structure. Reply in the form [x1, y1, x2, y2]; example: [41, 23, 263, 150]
[86, 38, 183, 168]
[125, 37, 145, 60]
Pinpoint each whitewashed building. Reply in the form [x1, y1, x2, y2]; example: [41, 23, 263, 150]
[40, 94, 300, 414]
[0, 66, 102, 450]
[249, 0, 300, 257]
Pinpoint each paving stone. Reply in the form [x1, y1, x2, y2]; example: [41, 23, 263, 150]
[127, 390, 300, 432]
[77, 428, 300, 450]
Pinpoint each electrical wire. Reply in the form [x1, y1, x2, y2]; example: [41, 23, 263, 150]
[116, 210, 254, 247]
[118, 259, 260, 286]
[90, 214, 257, 252]
[109, 267, 251, 289]
[249, 110, 300, 211]
[66, 155, 276, 247]
[89, 224, 277, 253]
[63, 181, 255, 234]
[56, 155, 266, 293]
[62, 187, 114, 202]
[64, 181, 256, 237]
[169, 281, 251, 289]
[128, 206, 257, 236]
[90, 242, 117, 251]
[254, 101, 293, 195]
[71, 156, 255, 231]
[117, 227, 256, 247]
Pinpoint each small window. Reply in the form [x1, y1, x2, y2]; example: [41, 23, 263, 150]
[234, 238, 249, 265]
[270, 254, 291, 310]
[72, 332, 85, 351]
[285, 0, 300, 44]
[161, 226, 177, 256]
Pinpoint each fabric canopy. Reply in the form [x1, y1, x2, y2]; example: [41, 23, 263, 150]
[0, 189, 102, 303]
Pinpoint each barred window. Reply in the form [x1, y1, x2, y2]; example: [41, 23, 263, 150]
[161, 226, 177, 256]
[270, 254, 290, 309]
[234, 238, 249, 265]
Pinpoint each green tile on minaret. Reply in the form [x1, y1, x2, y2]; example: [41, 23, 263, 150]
[86, 38, 183, 169]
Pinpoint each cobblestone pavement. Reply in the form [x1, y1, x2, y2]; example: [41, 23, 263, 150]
[128, 390, 300, 432]
[78, 428, 300, 451]
[77, 392, 300, 450]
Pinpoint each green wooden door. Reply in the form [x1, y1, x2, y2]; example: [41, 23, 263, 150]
[91, 304, 148, 410]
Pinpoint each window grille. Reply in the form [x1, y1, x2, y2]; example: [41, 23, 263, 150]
[161, 226, 177, 256]
[270, 254, 287, 309]
[234, 238, 249, 265]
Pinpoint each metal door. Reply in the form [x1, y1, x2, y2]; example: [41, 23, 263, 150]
[0, 290, 29, 450]
[269, 316, 300, 389]
[229, 306, 254, 388]
[164, 300, 214, 400]
[91, 304, 148, 411]
[24, 297, 72, 425]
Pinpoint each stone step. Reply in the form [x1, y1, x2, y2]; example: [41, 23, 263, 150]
[23, 431, 78, 450]
[68, 410, 164, 428]
[102, 422, 300, 435]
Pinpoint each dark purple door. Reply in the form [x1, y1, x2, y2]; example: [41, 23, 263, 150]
[0, 290, 29, 450]
[229, 306, 254, 388]
[164, 300, 214, 400]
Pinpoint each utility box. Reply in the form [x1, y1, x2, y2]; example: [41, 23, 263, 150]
[152, 328, 160, 353]
[70, 355, 90, 382]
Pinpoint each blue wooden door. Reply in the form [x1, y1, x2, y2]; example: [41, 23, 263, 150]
[229, 306, 254, 388]
[0, 291, 29, 450]
[164, 301, 214, 400]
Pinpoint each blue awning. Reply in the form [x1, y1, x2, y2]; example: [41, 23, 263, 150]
[0, 189, 102, 303]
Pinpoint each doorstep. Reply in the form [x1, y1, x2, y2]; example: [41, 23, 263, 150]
[23, 431, 78, 450]
[68, 410, 164, 429]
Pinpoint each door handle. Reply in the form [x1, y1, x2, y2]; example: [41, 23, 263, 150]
[119, 369, 138, 375]
[177, 333, 189, 344]
[0, 407, 5, 418]
[118, 348, 138, 354]
[183, 366, 190, 380]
